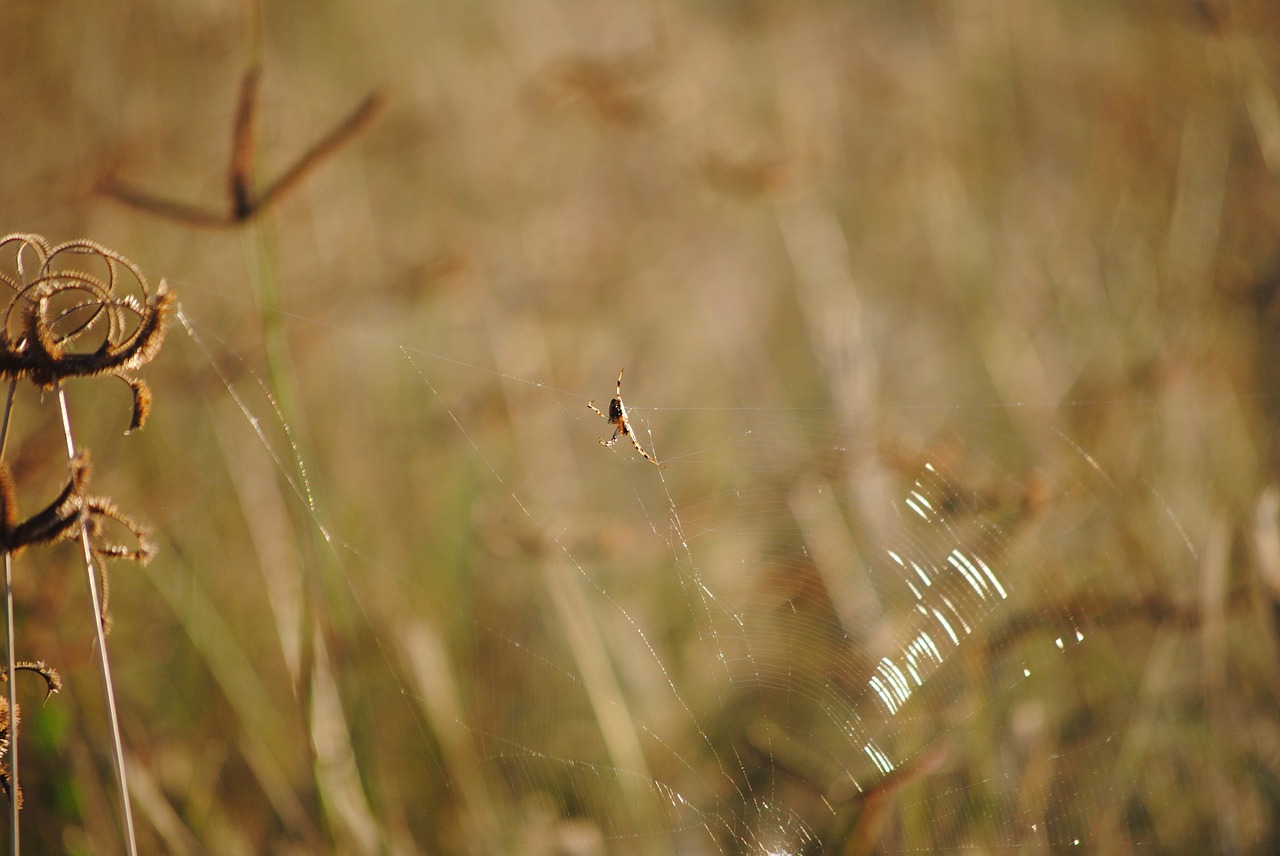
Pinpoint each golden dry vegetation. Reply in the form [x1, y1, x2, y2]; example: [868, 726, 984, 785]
[4, 1, 1280, 854]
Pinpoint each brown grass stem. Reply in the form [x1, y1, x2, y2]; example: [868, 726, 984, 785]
[55, 388, 138, 856]
[102, 67, 385, 229]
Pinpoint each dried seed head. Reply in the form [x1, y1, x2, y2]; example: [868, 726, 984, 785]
[0, 234, 173, 432]
[0, 454, 91, 554]
[0, 660, 60, 808]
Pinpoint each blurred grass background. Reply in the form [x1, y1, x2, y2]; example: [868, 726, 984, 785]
[4, 0, 1280, 853]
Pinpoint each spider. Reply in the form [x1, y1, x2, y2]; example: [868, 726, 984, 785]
[587, 368, 663, 467]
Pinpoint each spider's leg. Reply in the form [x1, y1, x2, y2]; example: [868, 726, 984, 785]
[625, 426, 663, 467]
[600, 427, 620, 447]
[587, 401, 608, 419]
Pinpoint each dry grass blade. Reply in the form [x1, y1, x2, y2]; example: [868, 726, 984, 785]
[253, 91, 385, 215]
[102, 66, 385, 228]
[230, 66, 262, 220]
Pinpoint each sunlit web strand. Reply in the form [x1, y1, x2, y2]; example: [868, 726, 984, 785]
[399, 346, 759, 815]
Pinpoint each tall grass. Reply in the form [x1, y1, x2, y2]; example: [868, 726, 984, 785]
[3, 1, 1280, 853]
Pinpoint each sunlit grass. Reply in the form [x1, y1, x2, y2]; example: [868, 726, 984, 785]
[3, 1, 1280, 853]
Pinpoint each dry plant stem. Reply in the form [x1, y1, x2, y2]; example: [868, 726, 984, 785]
[102, 66, 385, 229]
[230, 67, 261, 220]
[253, 91, 384, 213]
[0, 381, 18, 856]
[1, 553, 14, 856]
[56, 389, 138, 856]
[239, 227, 317, 695]
[239, 228, 382, 848]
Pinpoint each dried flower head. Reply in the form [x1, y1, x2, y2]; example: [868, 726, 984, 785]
[0, 452, 153, 630]
[0, 451, 149, 555]
[0, 234, 173, 432]
[0, 660, 60, 808]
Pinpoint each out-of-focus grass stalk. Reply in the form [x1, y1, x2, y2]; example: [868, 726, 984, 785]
[140, 527, 317, 843]
[1252, 488, 1280, 616]
[56, 388, 138, 856]
[238, 222, 382, 852]
[402, 619, 506, 855]
[539, 554, 663, 840]
[238, 224, 317, 671]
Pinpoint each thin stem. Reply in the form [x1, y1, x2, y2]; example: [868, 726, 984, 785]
[1, 381, 18, 855]
[55, 388, 138, 856]
[0, 382, 16, 461]
[2, 552, 13, 856]
[239, 226, 320, 696]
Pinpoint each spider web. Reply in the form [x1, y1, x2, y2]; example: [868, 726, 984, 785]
[155, 291, 1219, 855]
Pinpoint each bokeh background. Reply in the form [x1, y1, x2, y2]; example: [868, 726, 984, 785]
[4, 1, 1280, 853]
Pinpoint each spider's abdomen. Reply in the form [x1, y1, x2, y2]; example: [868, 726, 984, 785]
[608, 399, 624, 423]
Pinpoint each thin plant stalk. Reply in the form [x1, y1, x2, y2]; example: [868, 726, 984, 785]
[1, 552, 13, 856]
[0, 380, 18, 856]
[239, 225, 383, 850]
[239, 225, 319, 700]
[55, 388, 138, 856]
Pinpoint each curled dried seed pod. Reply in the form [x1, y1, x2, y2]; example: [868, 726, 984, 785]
[0, 453, 153, 567]
[82, 497, 155, 631]
[84, 498, 155, 565]
[0, 234, 173, 432]
[0, 660, 61, 807]
[0, 454, 91, 555]
[0, 661, 60, 699]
